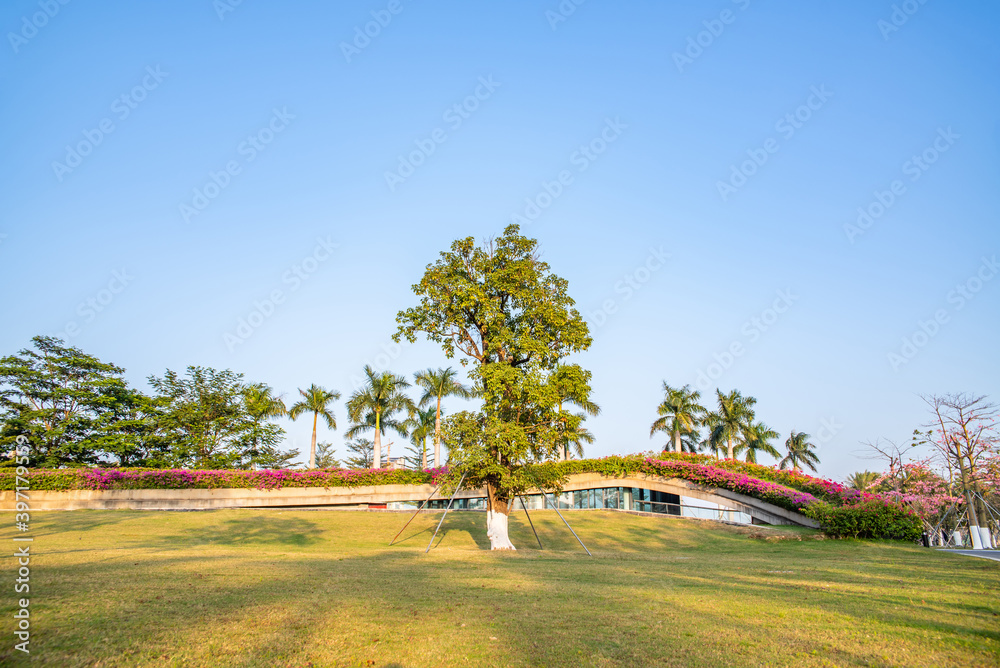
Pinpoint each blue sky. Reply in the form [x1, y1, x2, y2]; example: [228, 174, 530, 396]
[2, 0, 998, 478]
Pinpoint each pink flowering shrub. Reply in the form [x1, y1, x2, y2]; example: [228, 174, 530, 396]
[1, 466, 450, 492]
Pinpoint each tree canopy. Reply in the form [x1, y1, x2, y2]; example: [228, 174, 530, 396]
[395, 225, 595, 549]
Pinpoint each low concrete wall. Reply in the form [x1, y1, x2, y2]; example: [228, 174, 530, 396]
[0, 473, 818, 527]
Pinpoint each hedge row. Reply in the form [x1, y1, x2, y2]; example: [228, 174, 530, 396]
[0, 467, 445, 491]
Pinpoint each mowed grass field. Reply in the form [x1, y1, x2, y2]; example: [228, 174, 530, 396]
[0, 509, 997, 668]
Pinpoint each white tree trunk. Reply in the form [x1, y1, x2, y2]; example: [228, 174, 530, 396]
[969, 524, 983, 549]
[978, 526, 994, 549]
[486, 510, 516, 551]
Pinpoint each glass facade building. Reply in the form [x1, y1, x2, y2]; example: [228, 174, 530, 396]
[403, 485, 752, 524]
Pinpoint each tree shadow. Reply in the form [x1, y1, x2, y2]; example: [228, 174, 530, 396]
[152, 514, 325, 547]
[6, 510, 999, 667]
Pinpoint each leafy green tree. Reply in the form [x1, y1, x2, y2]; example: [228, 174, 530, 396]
[288, 384, 340, 469]
[650, 383, 706, 454]
[780, 431, 820, 472]
[263, 447, 302, 469]
[413, 367, 474, 469]
[344, 438, 374, 469]
[242, 383, 289, 469]
[314, 441, 340, 468]
[0, 336, 135, 467]
[345, 366, 414, 468]
[148, 367, 253, 469]
[704, 389, 756, 460]
[92, 387, 173, 467]
[736, 421, 780, 463]
[396, 225, 592, 550]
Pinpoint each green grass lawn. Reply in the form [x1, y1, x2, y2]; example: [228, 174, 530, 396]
[1, 509, 997, 667]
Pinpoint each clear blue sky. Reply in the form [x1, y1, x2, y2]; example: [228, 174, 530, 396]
[2, 0, 998, 479]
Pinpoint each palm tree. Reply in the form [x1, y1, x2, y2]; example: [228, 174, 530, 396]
[736, 421, 780, 463]
[242, 383, 288, 469]
[847, 470, 880, 490]
[346, 366, 415, 468]
[559, 417, 595, 460]
[704, 389, 756, 460]
[406, 406, 438, 469]
[549, 363, 600, 461]
[413, 367, 473, 469]
[780, 431, 820, 472]
[288, 384, 340, 469]
[650, 383, 706, 454]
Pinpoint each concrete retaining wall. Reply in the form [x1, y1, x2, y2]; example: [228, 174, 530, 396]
[0, 473, 818, 527]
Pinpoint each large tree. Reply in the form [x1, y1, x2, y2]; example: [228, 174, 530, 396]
[395, 225, 592, 550]
[0, 336, 137, 467]
[413, 367, 473, 468]
[704, 389, 756, 460]
[288, 384, 340, 469]
[345, 366, 414, 468]
[148, 367, 254, 469]
[92, 387, 173, 468]
[650, 383, 705, 454]
[917, 393, 998, 549]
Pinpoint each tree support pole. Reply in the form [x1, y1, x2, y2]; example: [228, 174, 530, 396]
[389, 482, 442, 546]
[518, 494, 543, 549]
[426, 473, 467, 554]
[543, 491, 591, 556]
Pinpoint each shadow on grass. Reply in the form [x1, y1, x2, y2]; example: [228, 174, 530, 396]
[4, 511, 999, 667]
[15, 536, 1000, 668]
[153, 515, 325, 547]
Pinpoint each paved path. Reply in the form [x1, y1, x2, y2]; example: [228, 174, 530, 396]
[937, 549, 1000, 561]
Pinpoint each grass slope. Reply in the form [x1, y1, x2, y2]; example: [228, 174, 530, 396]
[0, 510, 997, 667]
